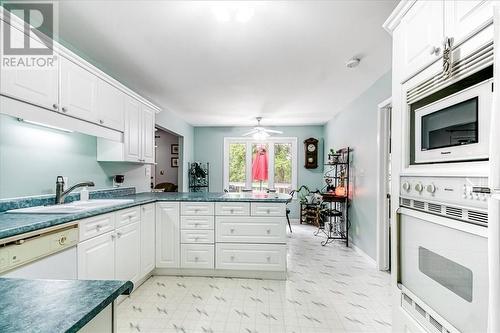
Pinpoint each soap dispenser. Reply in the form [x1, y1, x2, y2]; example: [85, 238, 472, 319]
[80, 187, 89, 201]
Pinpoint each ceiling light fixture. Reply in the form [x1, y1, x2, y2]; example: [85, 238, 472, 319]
[346, 57, 361, 68]
[17, 118, 73, 133]
[243, 117, 283, 140]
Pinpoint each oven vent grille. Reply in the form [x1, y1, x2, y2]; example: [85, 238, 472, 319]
[400, 197, 487, 227]
[413, 200, 425, 210]
[401, 292, 456, 333]
[445, 206, 463, 219]
[467, 210, 488, 224]
[406, 41, 493, 104]
[428, 203, 442, 214]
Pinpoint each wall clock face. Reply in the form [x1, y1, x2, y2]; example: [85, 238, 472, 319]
[307, 144, 316, 152]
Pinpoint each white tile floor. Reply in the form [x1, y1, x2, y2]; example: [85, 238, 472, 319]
[117, 222, 392, 333]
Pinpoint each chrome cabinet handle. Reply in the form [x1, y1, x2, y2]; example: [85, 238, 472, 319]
[117, 232, 122, 238]
[230, 209, 234, 214]
[230, 228, 235, 233]
[61, 107, 68, 113]
[52, 103, 58, 110]
[96, 224, 102, 231]
[230, 256, 235, 261]
[266, 229, 271, 234]
[194, 256, 199, 262]
[266, 256, 271, 262]
[99, 119, 104, 124]
[111, 234, 116, 240]
[266, 209, 271, 214]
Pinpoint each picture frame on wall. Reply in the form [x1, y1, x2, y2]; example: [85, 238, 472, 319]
[171, 157, 179, 168]
[171, 144, 179, 154]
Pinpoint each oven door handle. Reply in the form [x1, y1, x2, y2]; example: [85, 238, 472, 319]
[396, 208, 402, 290]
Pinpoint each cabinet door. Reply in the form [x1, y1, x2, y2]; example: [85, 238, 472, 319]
[96, 80, 124, 131]
[445, 0, 493, 46]
[77, 232, 115, 280]
[141, 105, 155, 163]
[115, 222, 141, 283]
[156, 202, 180, 268]
[60, 57, 99, 122]
[124, 96, 141, 162]
[140, 204, 155, 276]
[0, 26, 58, 111]
[399, 0, 444, 80]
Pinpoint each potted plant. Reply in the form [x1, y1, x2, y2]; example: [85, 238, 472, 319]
[328, 148, 340, 164]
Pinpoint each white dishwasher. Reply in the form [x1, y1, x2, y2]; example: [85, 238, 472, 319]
[0, 225, 79, 279]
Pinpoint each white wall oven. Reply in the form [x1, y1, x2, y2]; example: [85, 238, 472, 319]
[398, 176, 489, 333]
[410, 67, 493, 164]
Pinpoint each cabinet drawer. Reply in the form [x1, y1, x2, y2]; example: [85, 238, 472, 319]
[180, 230, 214, 244]
[216, 243, 286, 271]
[180, 202, 214, 216]
[79, 213, 115, 242]
[115, 206, 141, 228]
[181, 244, 214, 269]
[251, 203, 286, 217]
[216, 217, 286, 243]
[180, 216, 214, 230]
[215, 202, 250, 216]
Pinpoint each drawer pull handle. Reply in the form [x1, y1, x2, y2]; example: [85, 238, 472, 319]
[117, 232, 122, 238]
[266, 256, 271, 262]
[230, 209, 234, 214]
[194, 256, 199, 262]
[194, 223, 199, 227]
[96, 224, 102, 231]
[266, 229, 271, 234]
[230, 256, 235, 261]
[58, 236, 67, 245]
[230, 228, 235, 233]
[267, 209, 271, 214]
[111, 234, 116, 240]
[194, 237, 199, 242]
[194, 209, 199, 213]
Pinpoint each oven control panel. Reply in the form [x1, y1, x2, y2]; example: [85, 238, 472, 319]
[400, 176, 489, 209]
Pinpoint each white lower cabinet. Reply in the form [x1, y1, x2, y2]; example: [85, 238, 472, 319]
[115, 222, 141, 284]
[216, 243, 286, 271]
[77, 231, 115, 280]
[140, 204, 155, 276]
[156, 202, 180, 268]
[181, 244, 214, 269]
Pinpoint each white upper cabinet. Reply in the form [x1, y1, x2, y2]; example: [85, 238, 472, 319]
[124, 96, 142, 162]
[397, 0, 444, 81]
[0, 26, 59, 111]
[60, 57, 99, 122]
[156, 202, 180, 268]
[96, 80, 125, 131]
[141, 105, 155, 164]
[445, 0, 493, 46]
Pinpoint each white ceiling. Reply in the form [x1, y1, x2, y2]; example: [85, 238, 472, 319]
[56, 1, 396, 126]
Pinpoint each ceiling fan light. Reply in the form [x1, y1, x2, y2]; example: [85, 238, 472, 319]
[252, 131, 269, 140]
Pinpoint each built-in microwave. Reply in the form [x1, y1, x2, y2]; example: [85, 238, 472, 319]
[412, 78, 492, 164]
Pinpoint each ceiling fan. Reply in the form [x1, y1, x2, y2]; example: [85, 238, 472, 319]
[242, 117, 283, 140]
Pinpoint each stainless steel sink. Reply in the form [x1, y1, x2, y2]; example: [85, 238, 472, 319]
[7, 199, 134, 214]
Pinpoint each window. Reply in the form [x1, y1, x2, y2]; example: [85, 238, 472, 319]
[224, 137, 297, 194]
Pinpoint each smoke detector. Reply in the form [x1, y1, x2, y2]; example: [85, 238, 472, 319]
[346, 57, 361, 68]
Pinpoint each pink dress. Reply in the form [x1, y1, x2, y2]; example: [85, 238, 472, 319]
[252, 147, 268, 181]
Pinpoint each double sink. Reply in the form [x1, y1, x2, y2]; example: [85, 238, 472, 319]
[7, 199, 134, 214]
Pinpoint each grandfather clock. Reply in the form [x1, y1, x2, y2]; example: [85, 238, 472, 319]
[304, 138, 319, 169]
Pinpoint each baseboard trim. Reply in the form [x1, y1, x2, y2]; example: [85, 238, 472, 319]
[153, 268, 286, 280]
[349, 240, 376, 267]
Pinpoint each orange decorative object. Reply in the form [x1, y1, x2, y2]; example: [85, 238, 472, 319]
[335, 186, 346, 197]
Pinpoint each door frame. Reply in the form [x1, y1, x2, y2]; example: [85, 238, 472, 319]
[376, 97, 392, 271]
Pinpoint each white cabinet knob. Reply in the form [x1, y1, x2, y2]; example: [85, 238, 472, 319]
[266, 209, 271, 214]
[266, 229, 271, 234]
[52, 103, 58, 110]
[230, 209, 234, 214]
[117, 232, 122, 238]
[429, 46, 440, 55]
[62, 107, 68, 113]
[194, 237, 199, 242]
[266, 256, 271, 262]
[230, 256, 235, 261]
[194, 256, 199, 262]
[96, 224, 101, 231]
[230, 228, 235, 233]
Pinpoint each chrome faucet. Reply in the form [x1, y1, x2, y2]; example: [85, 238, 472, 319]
[55, 176, 95, 204]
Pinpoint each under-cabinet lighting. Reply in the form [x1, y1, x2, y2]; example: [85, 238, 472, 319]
[17, 118, 73, 133]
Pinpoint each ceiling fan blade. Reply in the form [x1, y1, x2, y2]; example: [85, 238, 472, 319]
[263, 129, 283, 134]
[242, 129, 258, 136]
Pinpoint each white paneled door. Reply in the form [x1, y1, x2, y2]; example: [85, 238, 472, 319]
[141, 105, 155, 163]
[140, 204, 155, 276]
[124, 96, 142, 162]
[115, 222, 141, 284]
[156, 203, 180, 268]
[77, 232, 115, 280]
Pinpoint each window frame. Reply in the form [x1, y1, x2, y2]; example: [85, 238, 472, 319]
[223, 137, 298, 193]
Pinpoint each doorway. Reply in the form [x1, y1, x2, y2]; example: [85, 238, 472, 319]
[376, 98, 392, 271]
[153, 127, 180, 192]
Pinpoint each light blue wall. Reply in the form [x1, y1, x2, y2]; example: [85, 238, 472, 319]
[193, 126, 325, 218]
[0, 114, 114, 198]
[324, 71, 391, 260]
